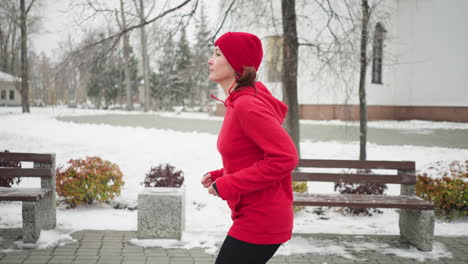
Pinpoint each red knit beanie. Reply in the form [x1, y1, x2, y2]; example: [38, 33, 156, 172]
[214, 32, 263, 76]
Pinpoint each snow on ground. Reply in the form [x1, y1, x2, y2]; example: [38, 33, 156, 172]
[1, 107, 467, 260]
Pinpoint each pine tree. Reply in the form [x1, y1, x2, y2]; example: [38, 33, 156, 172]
[121, 46, 141, 100]
[86, 56, 106, 108]
[151, 34, 177, 110]
[86, 33, 124, 109]
[192, 2, 216, 109]
[174, 27, 192, 109]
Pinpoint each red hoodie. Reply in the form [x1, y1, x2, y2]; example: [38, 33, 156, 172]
[208, 81, 298, 245]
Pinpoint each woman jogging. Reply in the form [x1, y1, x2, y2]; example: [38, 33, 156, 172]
[201, 31, 299, 264]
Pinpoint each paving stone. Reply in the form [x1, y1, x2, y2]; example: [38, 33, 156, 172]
[74, 255, 100, 262]
[167, 251, 191, 257]
[144, 251, 167, 257]
[121, 260, 146, 264]
[453, 254, 468, 260]
[147, 256, 170, 263]
[97, 261, 123, 264]
[22, 260, 49, 264]
[53, 250, 77, 256]
[285, 257, 310, 263]
[49, 255, 75, 260]
[189, 252, 211, 258]
[0, 260, 25, 264]
[98, 256, 123, 262]
[49, 259, 74, 264]
[376, 260, 403, 264]
[72, 260, 98, 264]
[191, 256, 214, 261]
[331, 259, 357, 264]
[422, 261, 447, 264]
[76, 250, 99, 256]
[0, 255, 28, 262]
[29, 250, 53, 255]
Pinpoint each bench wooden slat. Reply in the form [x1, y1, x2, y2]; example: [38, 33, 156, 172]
[293, 193, 434, 210]
[0, 187, 51, 201]
[292, 172, 416, 184]
[298, 159, 415, 170]
[0, 168, 53, 178]
[0, 152, 53, 163]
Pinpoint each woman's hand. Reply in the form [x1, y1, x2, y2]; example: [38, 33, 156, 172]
[201, 173, 213, 188]
[208, 184, 219, 197]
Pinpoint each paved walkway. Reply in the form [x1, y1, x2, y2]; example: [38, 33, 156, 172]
[57, 114, 468, 149]
[1, 229, 467, 264]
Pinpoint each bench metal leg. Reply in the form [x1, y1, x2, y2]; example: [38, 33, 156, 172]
[22, 192, 56, 243]
[399, 209, 435, 251]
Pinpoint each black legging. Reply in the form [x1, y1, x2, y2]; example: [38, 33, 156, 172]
[215, 235, 281, 264]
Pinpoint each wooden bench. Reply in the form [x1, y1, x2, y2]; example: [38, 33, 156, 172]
[293, 159, 435, 251]
[0, 152, 57, 243]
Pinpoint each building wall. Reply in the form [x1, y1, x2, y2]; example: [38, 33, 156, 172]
[214, 0, 468, 121]
[0, 82, 21, 106]
[367, 0, 468, 107]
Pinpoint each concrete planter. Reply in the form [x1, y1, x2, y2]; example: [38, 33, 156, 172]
[137, 187, 185, 240]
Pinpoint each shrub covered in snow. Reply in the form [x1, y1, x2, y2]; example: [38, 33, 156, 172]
[416, 160, 468, 218]
[142, 163, 184, 188]
[56, 156, 124, 208]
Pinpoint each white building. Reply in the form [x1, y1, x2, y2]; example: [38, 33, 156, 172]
[214, 0, 468, 122]
[0, 71, 21, 107]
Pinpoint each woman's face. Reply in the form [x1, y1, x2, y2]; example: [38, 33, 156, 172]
[208, 47, 235, 84]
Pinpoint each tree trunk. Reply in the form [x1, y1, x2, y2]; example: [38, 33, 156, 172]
[359, 0, 370, 161]
[20, 0, 30, 113]
[120, 0, 134, 111]
[281, 0, 300, 157]
[139, 0, 150, 112]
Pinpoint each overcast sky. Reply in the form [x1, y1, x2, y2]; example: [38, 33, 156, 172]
[30, 0, 220, 60]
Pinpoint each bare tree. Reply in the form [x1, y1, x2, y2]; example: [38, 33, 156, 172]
[358, 0, 370, 160]
[281, 0, 301, 157]
[19, 0, 37, 113]
[132, 0, 151, 112]
[0, 2, 18, 73]
[115, 0, 134, 110]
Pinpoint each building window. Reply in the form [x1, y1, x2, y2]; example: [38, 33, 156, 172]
[1, 90, 5, 100]
[9, 90, 14, 100]
[266, 35, 283, 82]
[372, 22, 386, 84]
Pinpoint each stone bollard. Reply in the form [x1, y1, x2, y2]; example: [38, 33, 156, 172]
[137, 187, 185, 240]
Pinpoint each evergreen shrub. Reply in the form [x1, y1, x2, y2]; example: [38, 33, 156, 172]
[416, 160, 468, 218]
[56, 156, 124, 208]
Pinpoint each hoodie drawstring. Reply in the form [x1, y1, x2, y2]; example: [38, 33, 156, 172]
[228, 78, 238, 95]
[210, 94, 226, 107]
[210, 77, 239, 107]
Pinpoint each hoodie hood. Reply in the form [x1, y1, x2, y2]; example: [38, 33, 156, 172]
[224, 81, 288, 124]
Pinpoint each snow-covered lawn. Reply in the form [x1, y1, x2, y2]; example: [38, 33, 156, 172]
[1, 106, 467, 260]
